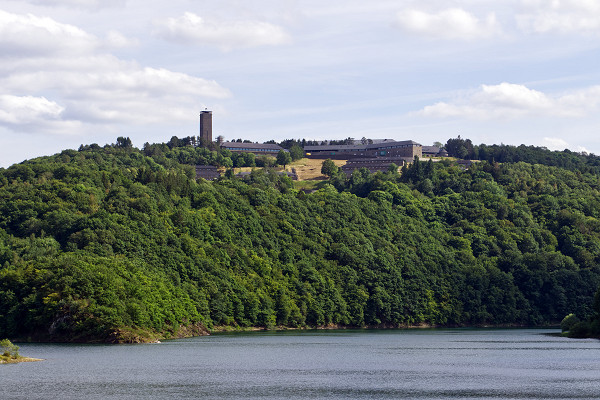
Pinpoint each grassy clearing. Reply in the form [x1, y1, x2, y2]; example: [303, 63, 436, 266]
[291, 158, 346, 181]
[231, 158, 347, 185]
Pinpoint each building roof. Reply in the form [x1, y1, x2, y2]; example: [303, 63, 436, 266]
[221, 142, 284, 151]
[346, 157, 407, 164]
[422, 146, 442, 154]
[195, 165, 220, 180]
[304, 140, 421, 151]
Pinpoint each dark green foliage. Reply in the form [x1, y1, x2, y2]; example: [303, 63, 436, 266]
[276, 150, 292, 168]
[321, 159, 338, 177]
[289, 145, 305, 161]
[561, 314, 580, 332]
[566, 286, 600, 337]
[446, 136, 476, 159]
[1, 141, 600, 342]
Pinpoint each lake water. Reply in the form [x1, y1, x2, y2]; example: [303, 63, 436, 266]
[2, 328, 599, 399]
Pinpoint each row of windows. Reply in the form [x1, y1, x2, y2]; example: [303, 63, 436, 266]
[378, 144, 421, 149]
[315, 144, 419, 153]
[225, 147, 280, 152]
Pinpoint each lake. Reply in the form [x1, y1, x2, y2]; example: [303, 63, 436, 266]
[2, 328, 599, 399]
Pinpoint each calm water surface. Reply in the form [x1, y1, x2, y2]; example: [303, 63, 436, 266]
[2, 328, 599, 399]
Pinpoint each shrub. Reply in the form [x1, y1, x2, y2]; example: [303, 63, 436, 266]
[0, 339, 19, 358]
[560, 313, 580, 332]
[568, 321, 592, 338]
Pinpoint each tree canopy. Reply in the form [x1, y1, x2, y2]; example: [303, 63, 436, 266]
[1, 138, 600, 342]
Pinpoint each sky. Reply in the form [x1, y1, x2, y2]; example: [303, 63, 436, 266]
[1, 0, 600, 167]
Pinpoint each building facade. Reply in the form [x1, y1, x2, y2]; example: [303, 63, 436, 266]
[221, 141, 286, 155]
[195, 165, 220, 180]
[422, 146, 448, 157]
[341, 157, 405, 175]
[304, 140, 422, 159]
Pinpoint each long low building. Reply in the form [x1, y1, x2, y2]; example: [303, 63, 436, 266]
[422, 146, 448, 157]
[341, 157, 408, 175]
[305, 140, 422, 159]
[221, 141, 285, 155]
[195, 165, 221, 180]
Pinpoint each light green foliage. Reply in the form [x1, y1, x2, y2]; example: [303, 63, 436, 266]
[560, 313, 580, 332]
[289, 145, 304, 161]
[321, 159, 338, 177]
[276, 150, 292, 168]
[1, 339, 19, 358]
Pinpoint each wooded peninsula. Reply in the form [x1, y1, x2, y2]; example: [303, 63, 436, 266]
[1, 137, 599, 343]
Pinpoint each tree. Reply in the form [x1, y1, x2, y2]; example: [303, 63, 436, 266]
[0, 339, 19, 358]
[446, 136, 474, 159]
[115, 137, 132, 149]
[290, 145, 304, 161]
[321, 158, 338, 177]
[167, 136, 181, 149]
[276, 150, 292, 169]
[560, 313, 580, 332]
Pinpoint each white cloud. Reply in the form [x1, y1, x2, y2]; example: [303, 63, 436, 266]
[0, 95, 82, 133]
[154, 12, 291, 50]
[541, 137, 569, 151]
[0, 95, 64, 124]
[20, 0, 126, 9]
[0, 10, 230, 133]
[420, 82, 600, 119]
[0, 9, 99, 56]
[0, 9, 135, 55]
[104, 30, 138, 48]
[394, 8, 500, 40]
[517, 0, 600, 34]
[541, 137, 590, 153]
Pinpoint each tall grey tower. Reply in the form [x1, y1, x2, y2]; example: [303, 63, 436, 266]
[199, 110, 212, 143]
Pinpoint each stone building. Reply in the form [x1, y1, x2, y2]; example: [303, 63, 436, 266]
[304, 140, 422, 159]
[221, 141, 286, 155]
[341, 157, 406, 175]
[195, 165, 220, 180]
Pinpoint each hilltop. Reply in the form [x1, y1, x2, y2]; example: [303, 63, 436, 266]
[0, 138, 599, 343]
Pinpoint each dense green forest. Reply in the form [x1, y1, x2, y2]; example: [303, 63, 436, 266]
[1, 139, 600, 342]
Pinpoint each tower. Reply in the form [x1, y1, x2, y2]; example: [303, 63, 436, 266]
[199, 110, 212, 143]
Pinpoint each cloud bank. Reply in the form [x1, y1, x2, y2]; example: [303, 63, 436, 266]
[394, 8, 500, 40]
[14, 0, 126, 10]
[154, 12, 291, 50]
[0, 9, 230, 134]
[517, 0, 600, 35]
[420, 83, 600, 119]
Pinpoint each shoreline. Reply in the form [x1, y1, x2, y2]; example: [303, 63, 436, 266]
[13, 323, 560, 345]
[0, 357, 44, 364]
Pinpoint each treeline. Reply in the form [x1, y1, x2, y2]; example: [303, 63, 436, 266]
[445, 136, 600, 175]
[1, 140, 600, 342]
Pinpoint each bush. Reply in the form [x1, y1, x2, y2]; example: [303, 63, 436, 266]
[568, 321, 592, 338]
[0, 339, 19, 358]
[560, 313, 580, 332]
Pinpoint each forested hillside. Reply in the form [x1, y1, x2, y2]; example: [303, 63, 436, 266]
[1, 140, 600, 342]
